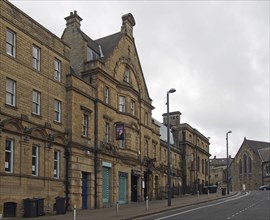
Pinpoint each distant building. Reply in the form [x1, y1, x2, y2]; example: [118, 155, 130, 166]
[209, 155, 233, 188]
[230, 138, 270, 191]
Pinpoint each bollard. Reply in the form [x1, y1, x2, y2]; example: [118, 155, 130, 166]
[197, 191, 199, 200]
[207, 190, 210, 199]
[73, 204, 76, 220]
[146, 196, 149, 211]
[116, 201, 119, 216]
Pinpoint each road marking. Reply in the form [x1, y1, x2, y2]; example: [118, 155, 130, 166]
[155, 192, 249, 220]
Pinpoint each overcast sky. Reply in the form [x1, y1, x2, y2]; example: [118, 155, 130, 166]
[10, 0, 270, 158]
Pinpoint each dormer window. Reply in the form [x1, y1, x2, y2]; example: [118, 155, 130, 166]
[124, 67, 130, 83]
[87, 47, 99, 61]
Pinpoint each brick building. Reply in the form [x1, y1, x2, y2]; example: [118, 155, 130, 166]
[230, 138, 270, 191]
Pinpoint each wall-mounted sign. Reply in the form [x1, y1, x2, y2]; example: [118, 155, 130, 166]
[116, 123, 124, 140]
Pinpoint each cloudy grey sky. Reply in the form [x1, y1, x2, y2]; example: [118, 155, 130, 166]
[10, 0, 269, 158]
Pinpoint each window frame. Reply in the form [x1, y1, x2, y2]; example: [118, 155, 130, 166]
[119, 96, 126, 112]
[105, 122, 110, 143]
[6, 29, 16, 57]
[54, 58, 61, 81]
[82, 113, 89, 137]
[54, 151, 60, 179]
[5, 139, 14, 173]
[131, 100, 135, 116]
[32, 45, 41, 71]
[54, 99, 61, 123]
[32, 90, 41, 115]
[104, 86, 109, 104]
[32, 144, 39, 176]
[6, 78, 16, 107]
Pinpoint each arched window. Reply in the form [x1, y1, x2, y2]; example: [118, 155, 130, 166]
[243, 154, 247, 173]
[248, 156, 252, 173]
[239, 159, 242, 174]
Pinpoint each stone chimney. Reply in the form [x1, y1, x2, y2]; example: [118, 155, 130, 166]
[121, 13, 136, 38]
[65, 10, 82, 28]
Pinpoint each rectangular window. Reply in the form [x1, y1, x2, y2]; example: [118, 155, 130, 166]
[54, 100, 61, 123]
[105, 122, 110, 143]
[32, 145, 39, 176]
[82, 114, 88, 137]
[33, 45, 40, 71]
[6, 78, 16, 107]
[5, 140, 14, 173]
[104, 86, 109, 104]
[131, 100, 135, 116]
[6, 29, 16, 57]
[124, 67, 130, 83]
[54, 58, 61, 81]
[32, 90, 41, 115]
[87, 47, 99, 61]
[54, 151, 60, 178]
[119, 96, 125, 112]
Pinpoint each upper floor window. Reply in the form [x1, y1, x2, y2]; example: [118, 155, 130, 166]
[124, 67, 130, 83]
[197, 156, 200, 172]
[119, 96, 125, 112]
[6, 78, 16, 107]
[202, 159, 204, 174]
[82, 114, 88, 137]
[243, 154, 247, 173]
[104, 86, 109, 104]
[87, 47, 99, 61]
[54, 151, 60, 179]
[5, 139, 14, 173]
[105, 122, 110, 143]
[6, 29, 16, 57]
[32, 90, 41, 115]
[33, 45, 41, 71]
[54, 99, 61, 123]
[32, 145, 39, 176]
[131, 100, 135, 116]
[54, 58, 61, 81]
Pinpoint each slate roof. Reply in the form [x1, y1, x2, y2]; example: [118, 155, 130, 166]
[209, 157, 233, 167]
[245, 138, 270, 155]
[258, 147, 270, 162]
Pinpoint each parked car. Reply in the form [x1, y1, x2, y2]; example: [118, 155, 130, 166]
[259, 185, 270, 190]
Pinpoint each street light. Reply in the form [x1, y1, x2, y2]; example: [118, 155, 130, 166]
[226, 130, 232, 195]
[167, 88, 176, 206]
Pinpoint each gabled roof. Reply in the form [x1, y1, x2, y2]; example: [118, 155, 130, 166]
[245, 138, 270, 155]
[95, 32, 122, 61]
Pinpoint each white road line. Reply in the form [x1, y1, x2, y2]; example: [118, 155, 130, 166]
[155, 192, 249, 220]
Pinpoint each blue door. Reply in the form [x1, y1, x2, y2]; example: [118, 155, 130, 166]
[82, 172, 88, 209]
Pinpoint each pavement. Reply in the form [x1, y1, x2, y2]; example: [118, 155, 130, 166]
[5, 191, 238, 220]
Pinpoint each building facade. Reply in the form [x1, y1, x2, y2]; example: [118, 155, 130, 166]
[0, 0, 70, 217]
[209, 155, 233, 189]
[230, 138, 270, 191]
[162, 112, 211, 194]
[0, 1, 210, 217]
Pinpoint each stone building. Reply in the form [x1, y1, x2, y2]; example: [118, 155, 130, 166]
[163, 111, 211, 194]
[0, 0, 70, 217]
[0, 1, 210, 217]
[209, 155, 233, 188]
[230, 138, 270, 191]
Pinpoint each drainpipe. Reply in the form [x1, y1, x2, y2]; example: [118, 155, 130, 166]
[94, 100, 98, 209]
[64, 146, 70, 210]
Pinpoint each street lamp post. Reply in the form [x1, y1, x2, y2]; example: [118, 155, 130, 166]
[167, 88, 176, 206]
[226, 130, 232, 195]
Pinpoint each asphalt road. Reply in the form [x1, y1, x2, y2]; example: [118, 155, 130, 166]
[139, 191, 270, 220]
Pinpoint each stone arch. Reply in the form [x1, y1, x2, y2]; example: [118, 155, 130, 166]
[29, 126, 48, 140]
[1, 118, 24, 133]
[52, 133, 68, 146]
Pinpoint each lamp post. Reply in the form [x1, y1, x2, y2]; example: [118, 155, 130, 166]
[226, 131, 232, 195]
[167, 88, 176, 206]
